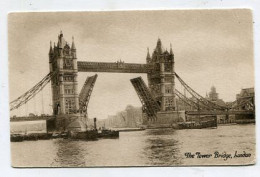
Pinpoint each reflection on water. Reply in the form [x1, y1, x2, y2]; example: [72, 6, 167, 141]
[11, 124, 255, 167]
[143, 129, 182, 166]
[52, 139, 87, 167]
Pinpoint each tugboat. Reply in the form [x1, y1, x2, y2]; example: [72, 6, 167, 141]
[95, 118, 119, 138]
[69, 117, 119, 140]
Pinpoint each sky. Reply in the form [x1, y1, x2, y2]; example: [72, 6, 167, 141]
[8, 10, 254, 119]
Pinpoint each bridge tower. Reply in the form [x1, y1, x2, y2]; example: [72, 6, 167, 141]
[147, 39, 176, 112]
[49, 31, 82, 131]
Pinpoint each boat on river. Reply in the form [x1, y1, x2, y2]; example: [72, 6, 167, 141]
[69, 129, 119, 140]
[10, 134, 24, 142]
[173, 115, 217, 129]
[97, 129, 119, 138]
[112, 127, 146, 132]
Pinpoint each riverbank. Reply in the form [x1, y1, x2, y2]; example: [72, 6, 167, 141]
[11, 129, 119, 142]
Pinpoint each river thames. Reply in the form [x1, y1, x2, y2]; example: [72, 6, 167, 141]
[11, 124, 255, 167]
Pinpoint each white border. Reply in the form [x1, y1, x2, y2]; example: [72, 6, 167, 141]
[0, 0, 259, 177]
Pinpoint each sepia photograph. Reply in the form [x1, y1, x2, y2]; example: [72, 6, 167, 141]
[8, 10, 255, 167]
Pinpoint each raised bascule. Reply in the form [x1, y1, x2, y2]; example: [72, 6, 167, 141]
[10, 31, 255, 130]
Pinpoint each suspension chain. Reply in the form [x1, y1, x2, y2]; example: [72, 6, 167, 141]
[10, 71, 57, 111]
[175, 72, 228, 110]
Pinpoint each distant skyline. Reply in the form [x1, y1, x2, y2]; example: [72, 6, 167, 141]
[9, 10, 254, 119]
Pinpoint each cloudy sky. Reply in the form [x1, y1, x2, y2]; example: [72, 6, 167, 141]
[9, 10, 254, 119]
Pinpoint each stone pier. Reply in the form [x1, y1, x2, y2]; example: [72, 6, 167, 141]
[146, 111, 185, 128]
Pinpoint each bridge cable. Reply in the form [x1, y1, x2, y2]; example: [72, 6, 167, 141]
[10, 71, 57, 111]
[175, 72, 228, 110]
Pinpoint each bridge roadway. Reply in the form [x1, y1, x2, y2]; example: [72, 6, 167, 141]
[10, 116, 55, 122]
[77, 61, 153, 73]
[186, 110, 254, 115]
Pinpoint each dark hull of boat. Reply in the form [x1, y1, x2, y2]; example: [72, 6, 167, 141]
[175, 116, 217, 130]
[117, 128, 145, 132]
[10, 134, 24, 142]
[69, 130, 98, 140]
[98, 130, 119, 138]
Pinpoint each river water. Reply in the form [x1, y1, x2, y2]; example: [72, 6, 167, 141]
[11, 124, 255, 167]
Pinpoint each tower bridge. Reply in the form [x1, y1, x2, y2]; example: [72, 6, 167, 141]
[10, 31, 255, 130]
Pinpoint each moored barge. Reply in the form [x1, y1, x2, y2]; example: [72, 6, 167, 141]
[173, 115, 217, 129]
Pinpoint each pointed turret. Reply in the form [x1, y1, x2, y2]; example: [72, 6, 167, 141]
[71, 36, 77, 58]
[71, 36, 76, 50]
[169, 43, 174, 61]
[58, 35, 62, 49]
[146, 47, 151, 63]
[165, 48, 169, 54]
[57, 31, 64, 57]
[58, 30, 65, 49]
[157, 38, 162, 46]
[49, 41, 53, 55]
[170, 43, 173, 55]
[60, 30, 63, 37]
[49, 41, 54, 63]
[156, 38, 163, 54]
[53, 42, 56, 53]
